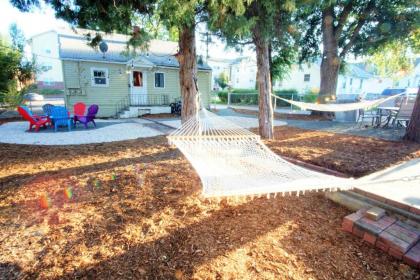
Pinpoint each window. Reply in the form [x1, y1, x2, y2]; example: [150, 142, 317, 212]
[350, 78, 353, 85]
[342, 80, 346, 88]
[304, 74, 310, 82]
[154, 72, 165, 88]
[359, 79, 363, 89]
[133, 71, 143, 87]
[43, 65, 52, 71]
[91, 68, 109, 87]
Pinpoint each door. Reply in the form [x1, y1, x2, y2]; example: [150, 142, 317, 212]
[130, 70, 147, 105]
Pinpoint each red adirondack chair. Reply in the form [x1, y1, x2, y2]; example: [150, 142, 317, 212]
[73, 102, 86, 123]
[17, 106, 51, 132]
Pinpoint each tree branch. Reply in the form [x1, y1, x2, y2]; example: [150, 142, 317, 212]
[339, 1, 375, 58]
[334, 1, 354, 40]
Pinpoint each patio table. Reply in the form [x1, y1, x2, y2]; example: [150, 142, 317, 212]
[376, 106, 399, 128]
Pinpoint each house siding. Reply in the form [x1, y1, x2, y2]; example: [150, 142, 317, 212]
[63, 60, 129, 117]
[63, 60, 211, 117]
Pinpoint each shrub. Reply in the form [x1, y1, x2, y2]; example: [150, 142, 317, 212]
[302, 93, 318, 103]
[230, 93, 258, 105]
[217, 91, 228, 103]
[3, 84, 23, 109]
[273, 89, 299, 107]
[231, 88, 258, 94]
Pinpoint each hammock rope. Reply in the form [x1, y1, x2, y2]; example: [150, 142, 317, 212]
[271, 93, 404, 112]
[168, 88, 407, 198]
[168, 109, 354, 197]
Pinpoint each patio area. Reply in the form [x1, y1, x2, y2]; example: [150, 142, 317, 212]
[0, 119, 166, 145]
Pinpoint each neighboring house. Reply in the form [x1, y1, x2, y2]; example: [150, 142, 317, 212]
[395, 58, 420, 88]
[275, 60, 395, 96]
[28, 30, 64, 89]
[273, 62, 320, 93]
[207, 56, 257, 89]
[229, 57, 257, 89]
[58, 30, 212, 118]
[207, 57, 232, 90]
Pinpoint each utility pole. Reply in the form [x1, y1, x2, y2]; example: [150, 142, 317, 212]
[199, 31, 211, 62]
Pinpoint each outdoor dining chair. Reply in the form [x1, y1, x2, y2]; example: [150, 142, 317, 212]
[17, 106, 51, 132]
[357, 108, 380, 127]
[390, 96, 415, 127]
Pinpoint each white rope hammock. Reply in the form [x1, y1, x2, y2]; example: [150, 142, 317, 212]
[272, 93, 403, 112]
[167, 90, 410, 198]
[168, 109, 355, 197]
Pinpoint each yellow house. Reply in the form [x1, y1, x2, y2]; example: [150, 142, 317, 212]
[59, 32, 211, 118]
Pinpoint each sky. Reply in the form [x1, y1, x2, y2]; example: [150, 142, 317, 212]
[0, 0, 250, 60]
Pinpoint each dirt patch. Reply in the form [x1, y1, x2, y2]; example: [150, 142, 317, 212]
[0, 127, 419, 279]
[233, 108, 330, 121]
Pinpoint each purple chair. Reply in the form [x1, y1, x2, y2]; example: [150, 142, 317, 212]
[74, 104, 99, 128]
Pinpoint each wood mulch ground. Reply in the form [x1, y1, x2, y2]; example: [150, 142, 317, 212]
[0, 126, 419, 279]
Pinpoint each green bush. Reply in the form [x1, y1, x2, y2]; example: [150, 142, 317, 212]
[231, 88, 258, 94]
[230, 93, 258, 105]
[2, 84, 23, 109]
[273, 89, 299, 107]
[302, 93, 318, 103]
[217, 91, 228, 103]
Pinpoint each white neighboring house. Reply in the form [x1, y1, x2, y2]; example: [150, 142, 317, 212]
[207, 56, 257, 90]
[275, 60, 396, 96]
[207, 57, 232, 90]
[395, 58, 420, 88]
[28, 30, 64, 89]
[273, 62, 320, 93]
[229, 57, 257, 89]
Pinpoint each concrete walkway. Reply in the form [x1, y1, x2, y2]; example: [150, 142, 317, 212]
[214, 107, 405, 141]
[356, 158, 420, 211]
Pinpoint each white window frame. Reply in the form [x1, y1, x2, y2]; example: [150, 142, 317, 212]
[154, 72, 165, 89]
[91, 67, 109, 87]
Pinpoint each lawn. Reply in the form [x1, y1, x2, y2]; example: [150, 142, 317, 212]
[0, 126, 419, 279]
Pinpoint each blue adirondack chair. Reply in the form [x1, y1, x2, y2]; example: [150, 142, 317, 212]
[42, 104, 55, 124]
[51, 106, 72, 132]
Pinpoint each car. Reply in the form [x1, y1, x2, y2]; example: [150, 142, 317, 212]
[23, 92, 44, 101]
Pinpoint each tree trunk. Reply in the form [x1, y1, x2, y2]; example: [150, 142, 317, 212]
[403, 89, 420, 143]
[253, 28, 274, 139]
[176, 25, 198, 123]
[319, 56, 340, 103]
[319, 6, 340, 104]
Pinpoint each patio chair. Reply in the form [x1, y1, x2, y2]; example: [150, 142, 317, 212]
[74, 104, 99, 128]
[51, 106, 72, 132]
[42, 104, 55, 116]
[391, 97, 415, 127]
[42, 103, 55, 124]
[17, 106, 51, 132]
[357, 108, 380, 127]
[73, 102, 86, 123]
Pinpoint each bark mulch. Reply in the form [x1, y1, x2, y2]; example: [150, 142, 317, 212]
[0, 126, 419, 279]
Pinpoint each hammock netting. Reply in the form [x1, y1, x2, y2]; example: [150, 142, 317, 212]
[167, 93, 408, 197]
[272, 93, 404, 112]
[168, 109, 353, 197]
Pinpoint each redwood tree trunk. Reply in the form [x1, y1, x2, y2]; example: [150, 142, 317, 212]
[319, 7, 340, 103]
[253, 28, 274, 139]
[319, 56, 340, 103]
[177, 25, 198, 123]
[403, 89, 420, 143]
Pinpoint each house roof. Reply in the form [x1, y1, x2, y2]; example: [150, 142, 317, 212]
[57, 29, 211, 70]
[346, 64, 374, 79]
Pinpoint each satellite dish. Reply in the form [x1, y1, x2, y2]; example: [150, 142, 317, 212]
[99, 41, 108, 57]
